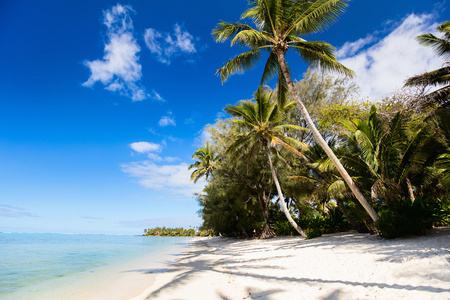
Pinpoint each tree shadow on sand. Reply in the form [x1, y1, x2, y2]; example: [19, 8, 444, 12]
[121, 228, 450, 299]
[129, 234, 450, 299]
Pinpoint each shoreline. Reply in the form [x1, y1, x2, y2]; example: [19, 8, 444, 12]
[2, 236, 195, 300]
[133, 228, 450, 300]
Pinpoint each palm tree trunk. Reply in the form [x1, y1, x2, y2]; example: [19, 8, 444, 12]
[258, 190, 274, 239]
[276, 51, 380, 223]
[265, 145, 307, 238]
[406, 178, 415, 203]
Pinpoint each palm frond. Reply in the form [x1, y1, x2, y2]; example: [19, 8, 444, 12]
[216, 49, 262, 83]
[423, 86, 450, 108]
[311, 156, 335, 172]
[212, 22, 254, 42]
[273, 124, 308, 133]
[327, 179, 346, 198]
[276, 67, 290, 110]
[231, 28, 274, 47]
[224, 102, 257, 124]
[437, 20, 450, 40]
[437, 153, 450, 187]
[287, 0, 348, 36]
[260, 51, 280, 84]
[241, 0, 270, 30]
[417, 33, 450, 59]
[291, 40, 354, 77]
[405, 66, 450, 87]
[435, 109, 450, 141]
[226, 134, 252, 161]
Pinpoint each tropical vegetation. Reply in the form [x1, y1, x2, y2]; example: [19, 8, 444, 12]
[190, 67, 450, 239]
[143, 227, 214, 237]
[213, 0, 380, 223]
[185, 3, 450, 240]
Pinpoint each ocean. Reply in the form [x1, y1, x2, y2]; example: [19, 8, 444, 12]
[0, 233, 193, 299]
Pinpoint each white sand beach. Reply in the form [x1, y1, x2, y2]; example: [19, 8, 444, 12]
[133, 228, 450, 300]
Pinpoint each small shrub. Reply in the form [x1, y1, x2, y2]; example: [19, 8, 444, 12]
[306, 228, 322, 239]
[272, 221, 300, 236]
[434, 198, 450, 226]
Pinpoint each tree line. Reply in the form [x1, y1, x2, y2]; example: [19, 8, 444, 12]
[143, 227, 214, 237]
[189, 1, 450, 239]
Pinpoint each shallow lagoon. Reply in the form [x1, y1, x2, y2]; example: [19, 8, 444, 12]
[0, 233, 192, 299]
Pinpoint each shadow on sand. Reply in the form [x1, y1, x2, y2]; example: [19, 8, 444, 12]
[123, 228, 450, 299]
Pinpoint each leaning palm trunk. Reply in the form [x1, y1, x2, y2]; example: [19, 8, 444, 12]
[276, 51, 380, 223]
[406, 178, 416, 203]
[265, 145, 307, 237]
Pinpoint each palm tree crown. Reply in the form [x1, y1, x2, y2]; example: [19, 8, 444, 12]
[224, 87, 306, 162]
[189, 142, 218, 183]
[213, 0, 353, 107]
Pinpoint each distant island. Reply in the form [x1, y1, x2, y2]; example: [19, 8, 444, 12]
[143, 227, 213, 237]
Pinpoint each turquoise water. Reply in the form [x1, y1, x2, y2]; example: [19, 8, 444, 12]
[0, 233, 192, 299]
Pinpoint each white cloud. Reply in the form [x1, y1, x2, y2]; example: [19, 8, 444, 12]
[164, 156, 180, 162]
[147, 153, 163, 161]
[130, 141, 162, 153]
[184, 118, 194, 124]
[159, 116, 176, 127]
[148, 128, 159, 135]
[83, 4, 151, 101]
[150, 90, 164, 101]
[166, 135, 182, 143]
[0, 205, 37, 218]
[173, 24, 196, 53]
[337, 13, 445, 100]
[194, 125, 212, 147]
[144, 23, 197, 65]
[121, 161, 205, 197]
[215, 112, 226, 119]
[147, 153, 180, 162]
[337, 35, 376, 58]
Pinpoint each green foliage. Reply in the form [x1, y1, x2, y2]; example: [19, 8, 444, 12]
[196, 229, 217, 237]
[143, 227, 197, 237]
[376, 195, 443, 239]
[189, 141, 218, 183]
[435, 198, 450, 226]
[273, 220, 298, 236]
[194, 19, 450, 238]
[306, 228, 323, 239]
[213, 0, 353, 107]
[272, 206, 351, 236]
[318, 101, 372, 135]
[196, 137, 272, 238]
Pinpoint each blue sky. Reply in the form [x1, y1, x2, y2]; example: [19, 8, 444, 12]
[0, 0, 447, 234]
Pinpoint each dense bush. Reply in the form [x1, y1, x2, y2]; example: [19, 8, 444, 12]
[272, 207, 352, 238]
[376, 195, 443, 239]
[305, 228, 323, 239]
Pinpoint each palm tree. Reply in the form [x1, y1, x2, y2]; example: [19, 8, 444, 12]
[213, 0, 380, 222]
[405, 21, 450, 109]
[289, 140, 370, 232]
[340, 105, 440, 203]
[224, 86, 308, 237]
[189, 142, 218, 183]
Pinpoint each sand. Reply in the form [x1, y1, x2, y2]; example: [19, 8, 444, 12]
[132, 228, 450, 300]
